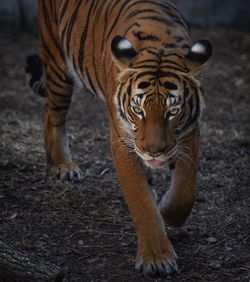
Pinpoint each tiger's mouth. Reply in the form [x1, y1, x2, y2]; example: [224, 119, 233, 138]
[134, 146, 168, 169]
[145, 158, 166, 168]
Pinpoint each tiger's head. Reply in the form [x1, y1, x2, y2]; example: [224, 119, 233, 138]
[111, 36, 212, 169]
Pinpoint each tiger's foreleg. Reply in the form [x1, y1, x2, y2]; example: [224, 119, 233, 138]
[43, 63, 83, 181]
[110, 120, 179, 276]
[159, 129, 199, 227]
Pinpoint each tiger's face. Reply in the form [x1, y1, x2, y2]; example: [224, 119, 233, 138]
[116, 69, 190, 169]
[111, 36, 212, 168]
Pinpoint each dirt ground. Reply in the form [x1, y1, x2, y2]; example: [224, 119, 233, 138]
[0, 28, 249, 282]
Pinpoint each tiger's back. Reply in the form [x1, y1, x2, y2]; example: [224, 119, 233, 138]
[39, 0, 191, 99]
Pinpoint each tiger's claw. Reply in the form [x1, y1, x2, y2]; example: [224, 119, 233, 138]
[48, 162, 84, 182]
[135, 249, 179, 277]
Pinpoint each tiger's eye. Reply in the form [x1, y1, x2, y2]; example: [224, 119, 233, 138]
[169, 108, 179, 115]
[133, 106, 143, 115]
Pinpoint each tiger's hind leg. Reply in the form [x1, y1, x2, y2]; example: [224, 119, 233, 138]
[159, 129, 199, 227]
[43, 61, 83, 182]
[26, 52, 82, 181]
[27, 1, 83, 182]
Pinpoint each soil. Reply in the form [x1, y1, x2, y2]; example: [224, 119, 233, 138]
[0, 28, 249, 282]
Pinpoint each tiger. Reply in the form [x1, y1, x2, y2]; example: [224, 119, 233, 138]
[25, 0, 212, 277]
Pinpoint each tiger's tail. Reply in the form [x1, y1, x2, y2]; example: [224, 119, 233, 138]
[25, 54, 47, 97]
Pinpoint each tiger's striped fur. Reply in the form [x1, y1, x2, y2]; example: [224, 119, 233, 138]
[26, 0, 212, 276]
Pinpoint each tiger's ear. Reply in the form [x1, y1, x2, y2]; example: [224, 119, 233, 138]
[111, 36, 138, 71]
[184, 40, 212, 75]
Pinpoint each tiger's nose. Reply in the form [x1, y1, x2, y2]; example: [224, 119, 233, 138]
[142, 141, 168, 157]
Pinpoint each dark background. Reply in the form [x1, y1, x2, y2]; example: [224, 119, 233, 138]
[1, 0, 250, 31]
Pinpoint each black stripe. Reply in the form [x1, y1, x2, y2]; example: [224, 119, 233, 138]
[123, 0, 189, 32]
[85, 66, 97, 95]
[102, 1, 118, 52]
[49, 89, 72, 100]
[46, 73, 66, 89]
[166, 2, 190, 32]
[48, 105, 69, 112]
[42, 2, 65, 60]
[182, 87, 200, 130]
[188, 96, 193, 108]
[59, 0, 70, 24]
[50, 61, 71, 84]
[60, 20, 69, 48]
[182, 44, 190, 50]
[162, 59, 183, 68]
[66, 0, 83, 56]
[117, 84, 127, 121]
[174, 36, 185, 42]
[124, 22, 140, 35]
[40, 35, 69, 83]
[143, 93, 155, 106]
[127, 80, 132, 96]
[164, 10, 188, 29]
[164, 82, 178, 90]
[133, 64, 183, 73]
[132, 59, 159, 67]
[91, 1, 105, 95]
[165, 43, 176, 48]
[42, 2, 52, 31]
[135, 71, 180, 81]
[50, 1, 57, 22]
[123, 0, 172, 17]
[166, 29, 171, 35]
[183, 80, 189, 97]
[94, 1, 104, 24]
[106, 1, 130, 40]
[138, 81, 151, 89]
[173, 19, 187, 29]
[78, 0, 96, 71]
[177, 108, 186, 124]
[126, 8, 159, 20]
[166, 53, 186, 60]
[48, 99, 69, 111]
[147, 49, 161, 57]
[161, 65, 184, 72]
[133, 31, 160, 42]
[71, 55, 84, 84]
[139, 16, 175, 27]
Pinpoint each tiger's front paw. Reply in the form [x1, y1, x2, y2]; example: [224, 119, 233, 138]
[48, 162, 84, 182]
[135, 237, 179, 277]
